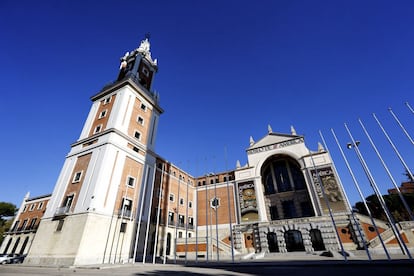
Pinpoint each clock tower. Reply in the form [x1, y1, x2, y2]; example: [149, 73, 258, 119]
[25, 37, 163, 266]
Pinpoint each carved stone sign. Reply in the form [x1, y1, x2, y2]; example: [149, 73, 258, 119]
[247, 138, 304, 155]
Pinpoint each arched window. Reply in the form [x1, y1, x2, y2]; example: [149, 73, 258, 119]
[310, 229, 325, 251]
[261, 156, 307, 194]
[284, 230, 305, 252]
[267, 232, 279, 252]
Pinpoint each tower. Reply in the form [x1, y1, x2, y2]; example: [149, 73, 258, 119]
[25, 37, 163, 266]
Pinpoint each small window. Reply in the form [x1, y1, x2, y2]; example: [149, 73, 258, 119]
[56, 219, 64, 232]
[168, 212, 174, 224]
[178, 231, 183, 238]
[169, 194, 175, 202]
[37, 202, 43, 210]
[179, 198, 184, 205]
[179, 215, 185, 226]
[120, 222, 127, 233]
[137, 116, 144, 125]
[140, 103, 147, 111]
[188, 201, 192, 208]
[188, 233, 192, 238]
[72, 171, 83, 183]
[22, 206, 27, 212]
[99, 109, 107, 119]
[29, 204, 35, 211]
[134, 131, 141, 140]
[94, 124, 102, 134]
[127, 176, 135, 187]
[103, 96, 112, 105]
[210, 197, 220, 209]
[132, 146, 139, 153]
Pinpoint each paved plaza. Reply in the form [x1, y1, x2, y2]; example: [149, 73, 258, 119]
[1, 252, 414, 276]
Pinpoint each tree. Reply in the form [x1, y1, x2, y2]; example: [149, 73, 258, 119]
[353, 193, 414, 222]
[0, 202, 17, 244]
[0, 202, 16, 219]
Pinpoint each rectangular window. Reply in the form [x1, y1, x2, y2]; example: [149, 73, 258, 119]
[63, 194, 74, 209]
[37, 202, 43, 210]
[169, 194, 175, 202]
[300, 201, 314, 217]
[29, 204, 35, 211]
[99, 109, 107, 119]
[28, 218, 37, 230]
[11, 221, 19, 232]
[188, 217, 194, 229]
[178, 231, 183, 238]
[120, 198, 133, 218]
[22, 206, 27, 212]
[120, 222, 127, 233]
[20, 219, 28, 231]
[137, 116, 144, 125]
[56, 219, 64, 232]
[178, 215, 185, 227]
[269, 205, 279, 220]
[140, 103, 147, 111]
[168, 211, 174, 225]
[134, 131, 141, 140]
[179, 198, 184, 205]
[282, 200, 297, 219]
[103, 96, 112, 105]
[72, 171, 83, 183]
[94, 124, 102, 134]
[188, 201, 192, 208]
[127, 176, 135, 187]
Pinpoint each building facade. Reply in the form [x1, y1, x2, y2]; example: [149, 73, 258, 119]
[2, 38, 413, 265]
[0, 193, 51, 257]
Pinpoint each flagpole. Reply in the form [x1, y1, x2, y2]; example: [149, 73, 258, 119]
[204, 158, 209, 263]
[133, 166, 149, 262]
[359, 118, 414, 221]
[319, 130, 372, 260]
[344, 123, 412, 259]
[153, 163, 165, 264]
[142, 165, 157, 263]
[224, 146, 235, 263]
[388, 108, 414, 146]
[212, 156, 219, 262]
[405, 102, 414, 115]
[308, 148, 347, 261]
[214, 173, 219, 262]
[373, 113, 414, 181]
[116, 170, 129, 263]
[195, 158, 199, 263]
[185, 161, 189, 265]
[163, 163, 171, 265]
[174, 165, 182, 264]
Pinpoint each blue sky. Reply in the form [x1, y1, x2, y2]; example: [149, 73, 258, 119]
[1, 0, 413, 208]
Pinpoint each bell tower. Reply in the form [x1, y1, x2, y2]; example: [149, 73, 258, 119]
[25, 36, 163, 266]
[117, 34, 158, 91]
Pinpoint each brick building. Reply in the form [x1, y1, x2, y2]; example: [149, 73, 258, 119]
[2, 38, 413, 265]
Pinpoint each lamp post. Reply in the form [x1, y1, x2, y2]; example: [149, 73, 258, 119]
[321, 129, 372, 260]
[344, 123, 412, 259]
